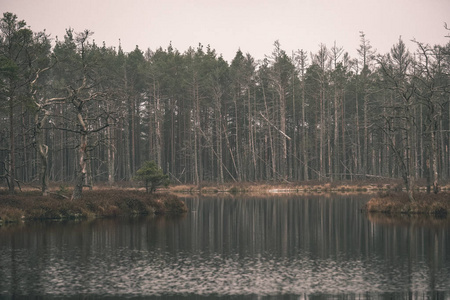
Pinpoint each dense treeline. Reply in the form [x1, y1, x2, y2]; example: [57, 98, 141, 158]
[1, 12, 449, 200]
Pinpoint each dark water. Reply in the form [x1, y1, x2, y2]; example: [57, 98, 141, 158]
[0, 195, 449, 299]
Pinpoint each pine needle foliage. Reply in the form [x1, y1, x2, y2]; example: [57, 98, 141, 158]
[134, 161, 169, 193]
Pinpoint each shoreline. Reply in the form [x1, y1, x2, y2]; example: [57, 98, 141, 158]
[2, 181, 449, 224]
[171, 182, 450, 217]
[167, 181, 450, 195]
[0, 189, 187, 224]
[362, 191, 450, 217]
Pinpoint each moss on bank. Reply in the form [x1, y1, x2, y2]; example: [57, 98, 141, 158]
[0, 189, 187, 224]
[364, 192, 450, 216]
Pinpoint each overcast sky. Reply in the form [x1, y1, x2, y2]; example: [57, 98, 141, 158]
[2, 0, 450, 62]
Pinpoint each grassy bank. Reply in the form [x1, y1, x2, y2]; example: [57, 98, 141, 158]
[0, 189, 187, 224]
[168, 180, 450, 194]
[170, 181, 450, 216]
[363, 192, 450, 216]
[2, 181, 449, 223]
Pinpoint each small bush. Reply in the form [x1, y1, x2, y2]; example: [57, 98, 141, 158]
[133, 161, 169, 193]
[229, 186, 239, 194]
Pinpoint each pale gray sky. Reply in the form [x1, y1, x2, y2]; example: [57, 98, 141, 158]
[1, 0, 449, 62]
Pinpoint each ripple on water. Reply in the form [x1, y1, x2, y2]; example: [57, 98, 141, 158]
[19, 248, 444, 297]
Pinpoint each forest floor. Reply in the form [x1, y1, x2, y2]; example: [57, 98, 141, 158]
[0, 189, 187, 224]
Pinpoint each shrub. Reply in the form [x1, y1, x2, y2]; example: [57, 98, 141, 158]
[133, 161, 170, 193]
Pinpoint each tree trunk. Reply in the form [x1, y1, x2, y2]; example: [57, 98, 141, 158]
[130, 95, 136, 174]
[292, 74, 297, 180]
[363, 94, 368, 174]
[170, 98, 176, 182]
[319, 84, 325, 180]
[279, 91, 287, 180]
[72, 139, 87, 200]
[71, 112, 88, 201]
[38, 144, 48, 196]
[193, 83, 200, 186]
[36, 113, 49, 196]
[250, 90, 257, 180]
[355, 89, 362, 176]
[302, 78, 308, 181]
[155, 82, 162, 168]
[406, 105, 416, 202]
[333, 86, 340, 180]
[262, 84, 276, 179]
[107, 109, 115, 185]
[215, 95, 224, 184]
[439, 118, 445, 180]
[234, 96, 242, 181]
[341, 94, 346, 179]
[9, 94, 15, 193]
[327, 89, 332, 181]
[431, 129, 439, 193]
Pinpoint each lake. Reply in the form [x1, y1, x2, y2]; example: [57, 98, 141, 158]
[1, 194, 449, 299]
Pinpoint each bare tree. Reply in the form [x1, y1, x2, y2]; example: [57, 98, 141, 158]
[377, 37, 416, 201]
[295, 49, 309, 180]
[412, 40, 450, 193]
[30, 68, 66, 195]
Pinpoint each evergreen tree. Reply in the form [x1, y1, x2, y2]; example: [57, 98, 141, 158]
[0, 13, 34, 192]
[134, 160, 169, 193]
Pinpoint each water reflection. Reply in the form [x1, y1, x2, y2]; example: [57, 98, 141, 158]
[184, 195, 372, 258]
[0, 195, 449, 299]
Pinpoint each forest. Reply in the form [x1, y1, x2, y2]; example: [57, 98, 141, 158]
[1, 12, 450, 201]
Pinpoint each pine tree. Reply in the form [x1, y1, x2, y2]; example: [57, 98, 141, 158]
[134, 161, 169, 193]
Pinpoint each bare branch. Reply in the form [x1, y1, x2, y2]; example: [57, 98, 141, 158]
[259, 112, 292, 140]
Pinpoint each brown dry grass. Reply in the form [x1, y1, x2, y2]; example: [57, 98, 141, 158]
[0, 189, 187, 223]
[167, 179, 408, 195]
[364, 191, 450, 216]
[10, 178, 450, 195]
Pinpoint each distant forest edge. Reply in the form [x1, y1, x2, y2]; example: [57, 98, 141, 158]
[1, 12, 450, 202]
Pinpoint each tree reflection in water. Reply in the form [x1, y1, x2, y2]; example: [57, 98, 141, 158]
[0, 195, 449, 298]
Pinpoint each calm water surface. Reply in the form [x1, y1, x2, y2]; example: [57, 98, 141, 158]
[0, 195, 449, 299]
